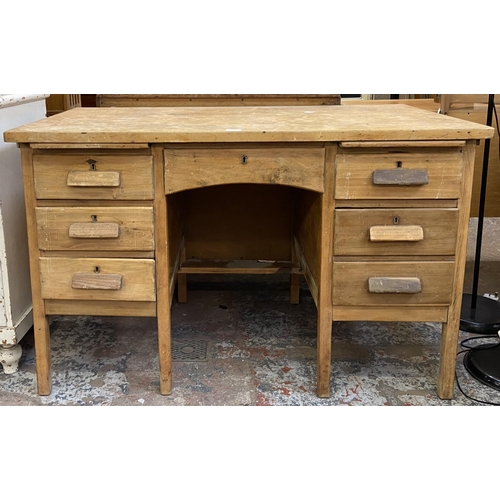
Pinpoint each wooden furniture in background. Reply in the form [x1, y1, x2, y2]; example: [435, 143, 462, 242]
[439, 95, 499, 217]
[81, 95, 97, 107]
[45, 94, 81, 116]
[97, 94, 341, 107]
[343, 98, 439, 113]
[439, 95, 499, 115]
[4, 104, 493, 400]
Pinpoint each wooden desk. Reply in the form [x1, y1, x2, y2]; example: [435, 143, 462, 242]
[4, 105, 493, 400]
[96, 94, 341, 107]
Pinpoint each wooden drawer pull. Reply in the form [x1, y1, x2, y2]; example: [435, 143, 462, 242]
[69, 222, 120, 239]
[72, 273, 123, 290]
[67, 171, 121, 187]
[369, 225, 424, 242]
[372, 169, 429, 186]
[368, 277, 422, 294]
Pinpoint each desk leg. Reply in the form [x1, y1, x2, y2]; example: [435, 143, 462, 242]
[157, 299, 172, 395]
[317, 146, 335, 398]
[437, 318, 459, 400]
[317, 300, 333, 398]
[20, 145, 52, 395]
[34, 315, 52, 395]
[153, 145, 172, 395]
[437, 140, 476, 400]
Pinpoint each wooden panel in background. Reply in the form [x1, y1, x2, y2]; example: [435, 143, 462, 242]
[97, 94, 341, 107]
[342, 98, 440, 113]
[447, 105, 500, 217]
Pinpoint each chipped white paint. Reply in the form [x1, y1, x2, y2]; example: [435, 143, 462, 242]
[0, 94, 49, 109]
[0, 344, 22, 374]
[0, 209, 11, 327]
[0, 95, 46, 372]
[0, 258, 7, 325]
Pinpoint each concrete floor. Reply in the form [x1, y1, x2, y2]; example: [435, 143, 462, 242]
[2, 218, 500, 406]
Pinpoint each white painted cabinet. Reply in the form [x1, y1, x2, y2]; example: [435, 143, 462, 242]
[0, 94, 48, 373]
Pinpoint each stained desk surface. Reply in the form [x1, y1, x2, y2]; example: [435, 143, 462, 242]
[4, 105, 494, 144]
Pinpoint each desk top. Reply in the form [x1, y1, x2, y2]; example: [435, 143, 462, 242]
[4, 104, 494, 144]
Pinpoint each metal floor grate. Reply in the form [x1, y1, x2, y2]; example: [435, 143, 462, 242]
[172, 340, 208, 362]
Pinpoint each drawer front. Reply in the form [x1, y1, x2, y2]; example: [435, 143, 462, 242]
[164, 148, 325, 194]
[40, 258, 156, 301]
[334, 208, 459, 256]
[36, 207, 154, 251]
[332, 261, 454, 306]
[33, 153, 154, 200]
[335, 149, 463, 199]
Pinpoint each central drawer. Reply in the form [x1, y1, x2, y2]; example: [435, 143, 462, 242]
[39, 257, 156, 301]
[334, 208, 459, 256]
[164, 148, 325, 194]
[36, 207, 154, 251]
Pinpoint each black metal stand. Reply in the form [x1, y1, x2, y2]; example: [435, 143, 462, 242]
[460, 94, 500, 334]
[464, 343, 500, 390]
[461, 94, 500, 393]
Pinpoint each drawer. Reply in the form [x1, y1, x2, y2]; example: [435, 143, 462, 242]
[333, 208, 459, 256]
[40, 257, 156, 301]
[164, 148, 325, 194]
[335, 149, 463, 199]
[332, 261, 454, 306]
[33, 153, 154, 200]
[36, 207, 154, 251]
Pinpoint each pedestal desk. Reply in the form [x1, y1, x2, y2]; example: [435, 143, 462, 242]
[4, 105, 493, 399]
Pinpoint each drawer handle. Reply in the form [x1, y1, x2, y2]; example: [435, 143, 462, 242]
[72, 273, 123, 290]
[69, 223, 120, 239]
[369, 225, 424, 242]
[368, 277, 422, 294]
[67, 171, 121, 187]
[372, 169, 429, 186]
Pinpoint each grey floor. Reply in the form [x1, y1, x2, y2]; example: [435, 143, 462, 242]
[2, 218, 500, 406]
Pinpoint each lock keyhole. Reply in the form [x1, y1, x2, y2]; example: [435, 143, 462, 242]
[94, 266, 100, 273]
[393, 216, 400, 225]
[91, 215, 97, 222]
[241, 155, 248, 165]
[396, 161, 403, 169]
[87, 159, 97, 170]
